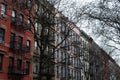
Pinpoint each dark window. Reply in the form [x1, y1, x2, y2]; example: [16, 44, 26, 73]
[33, 61, 38, 73]
[18, 36, 23, 50]
[26, 61, 30, 75]
[17, 59, 22, 71]
[0, 28, 5, 43]
[26, 40, 30, 53]
[0, 54, 3, 70]
[9, 57, 14, 67]
[19, 14, 24, 23]
[10, 33, 15, 48]
[8, 57, 14, 72]
[1, 4, 6, 18]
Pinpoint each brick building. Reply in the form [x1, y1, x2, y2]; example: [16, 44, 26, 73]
[0, 0, 34, 80]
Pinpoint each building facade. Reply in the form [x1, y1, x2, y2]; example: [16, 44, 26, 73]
[32, 1, 120, 80]
[0, 0, 34, 80]
[54, 11, 92, 80]
[33, 0, 55, 80]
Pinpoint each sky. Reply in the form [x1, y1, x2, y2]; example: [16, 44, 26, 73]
[74, 0, 95, 5]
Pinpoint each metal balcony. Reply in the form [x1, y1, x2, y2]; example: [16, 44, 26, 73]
[8, 65, 24, 76]
[9, 42, 29, 54]
[11, 17, 29, 30]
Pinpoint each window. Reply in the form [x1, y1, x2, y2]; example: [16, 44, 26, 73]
[27, 0, 32, 9]
[0, 54, 3, 70]
[8, 57, 14, 71]
[34, 41, 37, 49]
[26, 40, 30, 52]
[35, 3, 39, 13]
[11, 9, 16, 23]
[33, 61, 38, 73]
[26, 61, 30, 74]
[27, 18, 31, 30]
[0, 28, 5, 43]
[18, 36, 23, 50]
[35, 22, 38, 32]
[9, 57, 14, 67]
[12, 9, 16, 18]
[10, 33, 15, 48]
[1, 4, 6, 18]
[17, 59, 22, 71]
[19, 14, 24, 23]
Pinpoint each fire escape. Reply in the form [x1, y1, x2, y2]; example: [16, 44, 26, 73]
[7, 0, 31, 78]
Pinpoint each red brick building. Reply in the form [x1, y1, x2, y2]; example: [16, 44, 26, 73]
[0, 0, 34, 80]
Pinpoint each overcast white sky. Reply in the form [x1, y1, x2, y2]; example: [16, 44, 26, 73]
[74, 0, 95, 5]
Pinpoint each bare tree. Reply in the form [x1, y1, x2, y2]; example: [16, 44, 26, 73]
[27, 1, 81, 80]
[73, 0, 120, 58]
